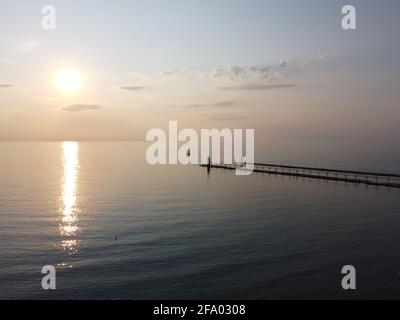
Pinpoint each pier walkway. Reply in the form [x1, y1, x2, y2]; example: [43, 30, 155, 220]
[201, 162, 400, 188]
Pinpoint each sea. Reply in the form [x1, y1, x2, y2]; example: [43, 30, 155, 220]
[1, 141, 400, 299]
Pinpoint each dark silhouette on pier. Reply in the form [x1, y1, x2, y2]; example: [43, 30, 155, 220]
[201, 162, 400, 188]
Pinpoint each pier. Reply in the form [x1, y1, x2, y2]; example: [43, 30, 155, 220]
[201, 162, 400, 188]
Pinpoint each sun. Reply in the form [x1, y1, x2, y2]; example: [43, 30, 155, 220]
[55, 69, 82, 93]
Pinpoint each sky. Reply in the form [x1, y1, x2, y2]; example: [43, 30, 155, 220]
[1, 0, 400, 143]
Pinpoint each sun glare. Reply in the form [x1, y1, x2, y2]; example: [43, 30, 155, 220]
[55, 69, 82, 93]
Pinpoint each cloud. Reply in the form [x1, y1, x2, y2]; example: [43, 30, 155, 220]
[159, 62, 302, 89]
[160, 69, 197, 78]
[130, 53, 334, 91]
[208, 113, 250, 121]
[119, 86, 147, 91]
[177, 100, 237, 109]
[316, 52, 335, 61]
[0, 84, 13, 88]
[183, 103, 207, 108]
[211, 100, 237, 107]
[211, 65, 270, 82]
[217, 84, 295, 91]
[161, 65, 272, 82]
[62, 104, 101, 112]
[20, 39, 41, 53]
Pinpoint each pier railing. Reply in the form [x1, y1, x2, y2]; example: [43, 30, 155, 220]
[201, 162, 400, 188]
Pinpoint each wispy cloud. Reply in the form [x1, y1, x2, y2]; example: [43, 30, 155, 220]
[217, 84, 295, 91]
[211, 65, 270, 81]
[62, 104, 101, 112]
[119, 86, 147, 91]
[183, 103, 208, 108]
[316, 52, 336, 61]
[20, 39, 41, 53]
[0, 84, 13, 88]
[0, 38, 41, 67]
[160, 69, 197, 78]
[160, 65, 275, 83]
[175, 100, 238, 109]
[208, 113, 250, 121]
[127, 53, 334, 91]
[211, 100, 237, 107]
[159, 61, 301, 90]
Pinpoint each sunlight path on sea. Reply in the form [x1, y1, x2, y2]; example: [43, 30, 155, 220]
[59, 142, 80, 255]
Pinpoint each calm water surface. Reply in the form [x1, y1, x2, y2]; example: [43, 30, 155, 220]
[1, 142, 400, 299]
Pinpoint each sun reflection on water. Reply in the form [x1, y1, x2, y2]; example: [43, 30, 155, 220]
[60, 141, 80, 254]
